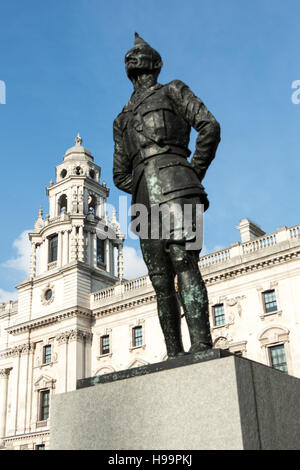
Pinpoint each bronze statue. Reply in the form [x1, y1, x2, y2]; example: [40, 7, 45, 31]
[113, 33, 221, 358]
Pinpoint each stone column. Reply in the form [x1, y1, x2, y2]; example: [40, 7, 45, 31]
[70, 226, 78, 261]
[57, 231, 63, 268]
[29, 242, 36, 278]
[105, 239, 110, 273]
[92, 232, 97, 268]
[117, 243, 124, 281]
[0, 368, 11, 444]
[55, 333, 69, 393]
[62, 231, 69, 266]
[87, 231, 91, 267]
[78, 226, 84, 262]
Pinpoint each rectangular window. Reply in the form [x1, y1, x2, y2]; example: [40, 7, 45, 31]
[213, 304, 225, 326]
[35, 444, 45, 450]
[133, 326, 143, 347]
[40, 390, 50, 421]
[100, 335, 110, 355]
[269, 344, 288, 373]
[43, 345, 52, 364]
[97, 238, 105, 265]
[48, 235, 58, 263]
[263, 290, 278, 313]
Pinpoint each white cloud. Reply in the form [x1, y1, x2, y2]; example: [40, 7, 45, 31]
[201, 244, 226, 256]
[0, 288, 18, 303]
[1, 230, 31, 274]
[123, 246, 147, 280]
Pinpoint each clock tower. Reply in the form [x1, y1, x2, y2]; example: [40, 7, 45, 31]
[17, 135, 124, 322]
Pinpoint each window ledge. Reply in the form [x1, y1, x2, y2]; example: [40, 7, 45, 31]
[212, 323, 228, 330]
[47, 262, 57, 271]
[97, 353, 113, 359]
[130, 344, 146, 351]
[260, 310, 282, 319]
[38, 361, 56, 369]
[36, 420, 49, 428]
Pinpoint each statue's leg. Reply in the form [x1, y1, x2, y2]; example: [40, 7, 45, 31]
[140, 239, 184, 358]
[169, 244, 212, 352]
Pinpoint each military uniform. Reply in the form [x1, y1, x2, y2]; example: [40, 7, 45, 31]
[113, 80, 220, 209]
[113, 79, 220, 356]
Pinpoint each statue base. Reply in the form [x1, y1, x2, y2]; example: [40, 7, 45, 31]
[50, 351, 300, 450]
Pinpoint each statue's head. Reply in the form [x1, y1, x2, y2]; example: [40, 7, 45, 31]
[125, 33, 163, 81]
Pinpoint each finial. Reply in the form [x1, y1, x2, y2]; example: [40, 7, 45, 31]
[134, 32, 149, 47]
[38, 207, 43, 218]
[75, 133, 83, 146]
[112, 208, 117, 222]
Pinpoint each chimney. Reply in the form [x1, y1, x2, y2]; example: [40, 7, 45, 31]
[236, 219, 265, 243]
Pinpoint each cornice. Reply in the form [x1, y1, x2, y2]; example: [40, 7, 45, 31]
[92, 246, 300, 317]
[0, 343, 34, 359]
[3, 431, 49, 442]
[93, 294, 157, 318]
[202, 248, 300, 286]
[5, 308, 92, 336]
[17, 261, 119, 290]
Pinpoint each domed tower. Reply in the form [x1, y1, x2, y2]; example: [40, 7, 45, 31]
[19, 135, 124, 320]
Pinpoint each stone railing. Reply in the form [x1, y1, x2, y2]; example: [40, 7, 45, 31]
[91, 223, 300, 308]
[242, 233, 277, 254]
[92, 275, 153, 309]
[93, 286, 116, 302]
[289, 225, 300, 239]
[123, 276, 150, 292]
[199, 248, 230, 268]
[0, 301, 18, 315]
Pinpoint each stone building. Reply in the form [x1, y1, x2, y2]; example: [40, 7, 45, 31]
[0, 137, 300, 450]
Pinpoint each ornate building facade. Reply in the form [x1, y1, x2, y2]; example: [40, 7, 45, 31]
[1, 138, 300, 449]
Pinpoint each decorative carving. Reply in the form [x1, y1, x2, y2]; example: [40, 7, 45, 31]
[56, 329, 93, 344]
[214, 336, 229, 350]
[225, 295, 245, 321]
[34, 374, 56, 391]
[41, 283, 55, 306]
[0, 368, 12, 378]
[94, 366, 115, 376]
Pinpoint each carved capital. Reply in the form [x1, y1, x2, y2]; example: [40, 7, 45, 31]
[0, 368, 12, 378]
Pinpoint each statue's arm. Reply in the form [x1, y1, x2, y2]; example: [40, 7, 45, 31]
[168, 80, 221, 181]
[113, 116, 133, 194]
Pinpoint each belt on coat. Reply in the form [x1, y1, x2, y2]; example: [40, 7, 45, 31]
[132, 144, 191, 170]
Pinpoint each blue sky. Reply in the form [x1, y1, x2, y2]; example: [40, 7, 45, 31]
[0, 0, 300, 299]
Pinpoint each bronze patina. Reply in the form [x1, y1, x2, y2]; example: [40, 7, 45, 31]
[113, 33, 221, 358]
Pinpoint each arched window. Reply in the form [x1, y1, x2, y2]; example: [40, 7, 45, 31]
[88, 194, 97, 215]
[58, 194, 68, 214]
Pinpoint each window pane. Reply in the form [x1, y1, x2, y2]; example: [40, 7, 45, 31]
[263, 290, 277, 313]
[133, 326, 143, 347]
[48, 235, 58, 263]
[43, 345, 51, 364]
[40, 390, 50, 421]
[213, 304, 225, 326]
[269, 345, 288, 373]
[97, 238, 105, 265]
[101, 335, 110, 355]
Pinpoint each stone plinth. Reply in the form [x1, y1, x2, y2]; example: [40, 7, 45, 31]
[50, 351, 300, 450]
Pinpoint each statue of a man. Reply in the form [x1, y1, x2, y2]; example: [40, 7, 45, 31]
[113, 34, 221, 358]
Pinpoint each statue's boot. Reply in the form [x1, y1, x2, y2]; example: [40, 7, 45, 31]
[156, 293, 185, 359]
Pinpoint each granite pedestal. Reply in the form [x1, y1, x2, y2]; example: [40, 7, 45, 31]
[50, 351, 300, 450]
